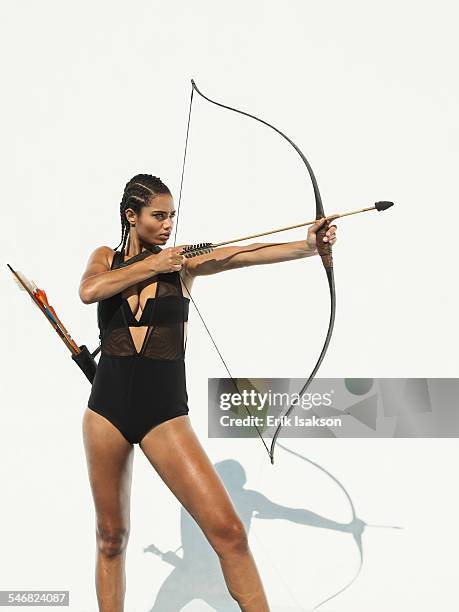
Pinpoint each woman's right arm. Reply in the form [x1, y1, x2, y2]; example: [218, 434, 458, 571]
[78, 246, 186, 304]
[78, 246, 158, 304]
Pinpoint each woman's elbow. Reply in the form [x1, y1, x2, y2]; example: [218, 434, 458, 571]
[79, 283, 94, 304]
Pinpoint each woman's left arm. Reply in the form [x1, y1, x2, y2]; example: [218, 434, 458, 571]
[183, 218, 337, 278]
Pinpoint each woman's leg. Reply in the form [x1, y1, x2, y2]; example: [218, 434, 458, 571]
[139, 416, 270, 612]
[82, 407, 135, 612]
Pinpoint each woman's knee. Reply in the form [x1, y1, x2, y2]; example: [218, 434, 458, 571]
[96, 524, 130, 557]
[208, 517, 249, 557]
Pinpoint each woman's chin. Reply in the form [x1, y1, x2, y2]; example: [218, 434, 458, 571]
[146, 237, 167, 246]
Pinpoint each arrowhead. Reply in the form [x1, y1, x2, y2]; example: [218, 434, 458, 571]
[374, 200, 394, 211]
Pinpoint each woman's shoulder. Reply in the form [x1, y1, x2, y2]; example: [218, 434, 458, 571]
[86, 245, 118, 269]
[79, 246, 118, 304]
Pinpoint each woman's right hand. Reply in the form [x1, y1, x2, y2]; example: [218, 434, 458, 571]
[145, 247, 187, 274]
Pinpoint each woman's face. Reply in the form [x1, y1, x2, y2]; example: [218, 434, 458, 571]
[128, 194, 176, 246]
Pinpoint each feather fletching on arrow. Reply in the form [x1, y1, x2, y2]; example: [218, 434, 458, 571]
[7, 263, 99, 383]
[7, 263, 80, 353]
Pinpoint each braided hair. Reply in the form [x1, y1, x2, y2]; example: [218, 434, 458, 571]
[113, 174, 171, 251]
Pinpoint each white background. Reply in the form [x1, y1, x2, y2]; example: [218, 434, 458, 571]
[1, 1, 458, 610]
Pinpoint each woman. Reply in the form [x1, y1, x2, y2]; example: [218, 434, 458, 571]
[79, 173, 337, 611]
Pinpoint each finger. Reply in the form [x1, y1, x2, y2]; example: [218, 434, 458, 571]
[311, 217, 327, 230]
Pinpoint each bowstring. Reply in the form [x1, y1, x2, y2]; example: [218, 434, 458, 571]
[173, 86, 194, 248]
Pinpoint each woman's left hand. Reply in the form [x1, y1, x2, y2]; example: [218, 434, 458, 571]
[307, 216, 338, 254]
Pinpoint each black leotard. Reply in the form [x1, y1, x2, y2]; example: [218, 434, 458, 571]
[87, 248, 190, 444]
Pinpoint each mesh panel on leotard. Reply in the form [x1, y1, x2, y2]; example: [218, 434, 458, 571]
[97, 248, 189, 360]
[141, 274, 188, 360]
[103, 323, 138, 357]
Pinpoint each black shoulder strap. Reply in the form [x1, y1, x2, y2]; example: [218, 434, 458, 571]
[116, 245, 162, 268]
[111, 248, 125, 270]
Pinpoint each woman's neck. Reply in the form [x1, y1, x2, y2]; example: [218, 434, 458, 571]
[125, 231, 154, 257]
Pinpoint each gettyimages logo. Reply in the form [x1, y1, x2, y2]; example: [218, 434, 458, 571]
[208, 378, 458, 438]
[218, 389, 334, 411]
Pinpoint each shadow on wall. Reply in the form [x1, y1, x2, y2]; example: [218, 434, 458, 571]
[143, 452, 393, 611]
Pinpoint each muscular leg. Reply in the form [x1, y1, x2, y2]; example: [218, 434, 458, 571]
[139, 416, 269, 612]
[82, 408, 135, 612]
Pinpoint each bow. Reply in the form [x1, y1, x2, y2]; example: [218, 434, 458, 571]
[175, 79, 335, 463]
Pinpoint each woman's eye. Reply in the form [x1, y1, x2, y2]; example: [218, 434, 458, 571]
[153, 213, 175, 220]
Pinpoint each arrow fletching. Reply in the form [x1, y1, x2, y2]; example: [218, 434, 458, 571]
[181, 242, 215, 258]
[7, 262, 99, 382]
[7, 263, 80, 354]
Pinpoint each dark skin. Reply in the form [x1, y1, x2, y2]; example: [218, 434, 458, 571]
[79, 194, 338, 611]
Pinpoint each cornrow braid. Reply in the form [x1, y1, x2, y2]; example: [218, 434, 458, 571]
[112, 174, 171, 251]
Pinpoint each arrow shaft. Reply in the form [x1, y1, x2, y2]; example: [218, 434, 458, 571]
[212, 205, 375, 248]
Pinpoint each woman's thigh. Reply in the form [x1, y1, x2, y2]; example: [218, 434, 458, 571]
[82, 407, 135, 541]
[139, 416, 244, 546]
